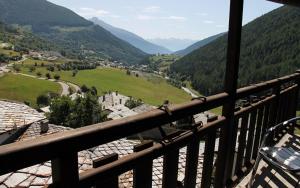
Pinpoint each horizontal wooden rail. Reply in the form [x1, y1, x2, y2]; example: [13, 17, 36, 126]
[0, 71, 299, 188]
[0, 92, 228, 175]
[79, 117, 226, 187]
[236, 73, 299, 99]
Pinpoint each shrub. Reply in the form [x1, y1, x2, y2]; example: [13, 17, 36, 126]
[45, 73, 51, 79]
[54, 74, 60, 80]
[36, 94, 50, 107]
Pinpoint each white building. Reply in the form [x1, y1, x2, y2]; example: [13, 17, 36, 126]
[98, 91, 130, 110]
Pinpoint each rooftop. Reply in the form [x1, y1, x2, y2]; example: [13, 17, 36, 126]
[0, 100, 45, 134]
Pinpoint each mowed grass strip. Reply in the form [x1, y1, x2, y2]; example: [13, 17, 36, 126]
[21, 67, 191, 106]
[64, 68, 192, 106]
[0, 74, 61, 107]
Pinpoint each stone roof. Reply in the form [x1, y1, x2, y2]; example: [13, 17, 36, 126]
[98, 92, 130, 110]
[131, 104, 156, 113]
[0, 100, 45, 134]
[107, 105, 138, 120]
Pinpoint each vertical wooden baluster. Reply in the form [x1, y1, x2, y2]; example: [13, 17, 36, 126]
[133, 141, 153, 188]
[268, 84, 281, 144]
[93, 153, 119, 188]
[162, 148, 180, 188]
[244, 109, 257, 166]
[201, 131, 216, 188]
[261, 102, 270, 140]
[184, 136, 200, 188]
[51, 152, 79, 188]
[252, 107, 264, 159]
[235, 113, 249, 175]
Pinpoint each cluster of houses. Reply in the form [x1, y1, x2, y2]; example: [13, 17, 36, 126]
[28, 51, 60, 62]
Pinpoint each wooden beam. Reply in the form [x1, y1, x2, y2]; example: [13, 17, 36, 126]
[214, 0, 244, 187]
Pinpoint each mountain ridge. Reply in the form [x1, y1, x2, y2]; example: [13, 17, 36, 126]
[0, 0, 146, 64]
[171, 6, 300, 95]
[174, 33, 224, 56]
[148, 38, 197, 52]
[90, 17, 171, 54]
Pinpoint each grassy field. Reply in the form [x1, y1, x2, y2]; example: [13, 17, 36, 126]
[0, 74, 61, 107]
[0, 48, 20, 56]
[19, 66, 191, 105]
[65, 68, 192, 105]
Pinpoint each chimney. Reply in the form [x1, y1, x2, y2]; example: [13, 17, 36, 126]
[40, 120, 49, 134]
[116, 91, 118, 96]
[120, 99, 122, 104]
[103, 95, 105, 102]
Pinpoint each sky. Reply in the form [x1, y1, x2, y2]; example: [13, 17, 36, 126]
[48, 0, 281, 40]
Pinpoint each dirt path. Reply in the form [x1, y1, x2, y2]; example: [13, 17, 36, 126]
[14, 73, 80, 96]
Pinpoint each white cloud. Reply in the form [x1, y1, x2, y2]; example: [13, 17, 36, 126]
[203, 20, 214, 24]
[163, 16, 186, 21]
[137, 15, 156, 20]
[143, 6, 161, 13]
[76, 7, 119, 18]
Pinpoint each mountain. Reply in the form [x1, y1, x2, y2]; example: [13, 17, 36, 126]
[148, 38, 197, 52]
[174, 33, 224, 56]
[0, 0, 146, 64]
[0, 21, 61, 53]
[90, 17, 171, 54]
[171, 6, 300, 95]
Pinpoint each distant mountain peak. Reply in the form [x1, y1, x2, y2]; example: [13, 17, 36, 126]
[174, 33, 224, 56]
[147, 38, 197, 52]
[90, 17, 172, 54]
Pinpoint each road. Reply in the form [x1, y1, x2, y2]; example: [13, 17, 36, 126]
[57, 81, 72, 96]
[181, 87, 199, 98]
[14, 73, 79, 96]
[0, 56, 27, 73]
[0, 56, 81, 96]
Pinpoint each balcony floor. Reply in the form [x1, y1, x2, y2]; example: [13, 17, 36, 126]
[238, 133, 300, 188]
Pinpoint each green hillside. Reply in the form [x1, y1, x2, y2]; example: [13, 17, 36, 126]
[171, 6, 300, 95]
[18, 65, 191, 105]
[0, 21, 61, 53]
[0, 74, 61, 107]
[0, 0, 146, 64]
[0, 0, 91, 31]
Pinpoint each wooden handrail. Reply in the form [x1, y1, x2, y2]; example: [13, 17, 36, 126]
[0, 72, 299, 187]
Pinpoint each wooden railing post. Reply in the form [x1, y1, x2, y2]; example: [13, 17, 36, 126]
[184, 136, 200, 188]
[294, 70, 300, 117]
[214, 0, 244, 186]
[268, 81, 281, 143]
[51, 152, 79, 188]
[133, 141, 153, 188]
[162, 148, 180, 188]
[201, 131, 216, 188]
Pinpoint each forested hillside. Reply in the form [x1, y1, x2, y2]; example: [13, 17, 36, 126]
[0, 0, 146, 64]
[174, 33, 224, 56]
[0, 21, 60, 52]
[0, 0, 91, 32]
[171, 6, 300, 95]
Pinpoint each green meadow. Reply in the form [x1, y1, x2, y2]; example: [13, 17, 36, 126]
[0, 74, 61, 107]
[19, 65, 192, 106]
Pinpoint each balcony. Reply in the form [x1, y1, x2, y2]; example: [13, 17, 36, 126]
[0, 0, 300, 188]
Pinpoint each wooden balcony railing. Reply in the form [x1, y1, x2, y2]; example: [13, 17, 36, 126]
[0, 71, 299, 188]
